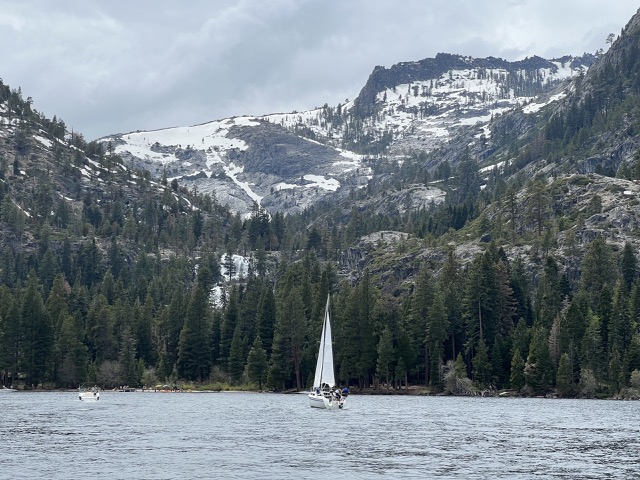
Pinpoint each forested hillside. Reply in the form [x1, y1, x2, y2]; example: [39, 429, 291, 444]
[2, 10, 640, 399]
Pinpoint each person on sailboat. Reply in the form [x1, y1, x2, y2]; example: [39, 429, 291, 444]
[342, 386, 349, 397]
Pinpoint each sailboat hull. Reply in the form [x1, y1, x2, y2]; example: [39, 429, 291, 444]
[308, 392, 345, 409]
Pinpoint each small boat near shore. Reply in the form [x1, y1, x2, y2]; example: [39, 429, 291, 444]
[78, 386, 100, 401]
[0, 386, 16, 393]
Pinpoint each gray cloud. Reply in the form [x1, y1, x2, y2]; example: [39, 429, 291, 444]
[0, 0, 635, 140]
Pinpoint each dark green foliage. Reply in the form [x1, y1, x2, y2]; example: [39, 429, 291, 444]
[580, 237, 615, 307]
[0, 210, 633, 395]
[426, 292, 448, 389]
[510, 348, 525, 390]
[621, 242, 637, 292]
[535, 257, 565, 329]
[20, 275, 53, 387]
[177, 286, 212, 381]
[246, 336, 268, 389]
[472, 338, 491, 387]
[0, 285, 19, 385]
[556, 353, 575, 397]
[276, 284, 306, 390]
[56, 313, 89, 387]
[227, 326, 245, 383]
[524, 327, 554, 393]
[336, 270, 377, 389]
[411, 266, 434, 383]
[376, 326, 394, 388]
[580, 310, 605, 380]
[118, 325, 139, 386]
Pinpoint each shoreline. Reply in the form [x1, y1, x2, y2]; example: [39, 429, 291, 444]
[4, 386, 638, 400]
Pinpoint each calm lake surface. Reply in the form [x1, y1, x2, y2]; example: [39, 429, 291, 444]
[1, 391, 639, 479]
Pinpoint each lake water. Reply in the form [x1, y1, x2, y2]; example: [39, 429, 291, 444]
[0, 391, 639, 479]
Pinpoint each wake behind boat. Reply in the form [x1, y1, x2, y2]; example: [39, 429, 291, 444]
[308, 295, 348, 409]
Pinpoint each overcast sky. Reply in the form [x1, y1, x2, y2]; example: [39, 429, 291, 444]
[1, 1, 637, 140]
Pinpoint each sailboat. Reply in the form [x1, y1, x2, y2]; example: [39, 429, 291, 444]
[308, 295, 348, 409]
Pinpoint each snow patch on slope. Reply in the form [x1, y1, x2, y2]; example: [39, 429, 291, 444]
[112, 117, 258, 166]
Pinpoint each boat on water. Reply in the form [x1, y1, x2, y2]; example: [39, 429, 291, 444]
[78, 386, 100, 401]
[0, 386, 16, 392]
[308, 295, 348, 409]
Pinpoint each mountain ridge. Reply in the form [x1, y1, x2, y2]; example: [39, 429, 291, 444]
[99, 51, 595, 217]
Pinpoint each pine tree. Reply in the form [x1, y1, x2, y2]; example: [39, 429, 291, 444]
[219, 286, 239, 362]
[56, 313, 88, 388]
[609, 280, 633, 357]
[163, 287, 187, 377]
[223, 249, 237, 282]
[512, 318, 531, 361]
[456, 153, 481, 204]
[177, 286, 212, 381]
[536, 256, 564, 329]
[86, 293, 115, 364]
[376, 326, 395, 390]
[227, 326, 245, 383]
[556, 353, 575, 397]
[620, 242, 637, 291]
[608, 348, 623, 394]
[495, 260, 517, 336]
[472, 338, 491, 387]
[46, 273, 70, 351]
[246, 336, 268, 389]
[464, 252, 499, 361]
[439, 248, 462, 361]
[524, 327, 554, 394]
[20, 274, 54, 387]
[355, 270, 377, 387]
[580, 236, 615, 310]
[0, 286, 17, 385]
[267, 321, 290, 391]
[426, 291, 448, 389]
[510, 348, 525, 390]
[336, 271, 376, 389]
[118, 325, 139, 386]
[527, 178, 548, 238]
[278, 285, 306, 391]
[136, 293, 155, 366]
[256, 285, 276, 355]
[412, 265, 434, 384]
[580, 310, 605, 381]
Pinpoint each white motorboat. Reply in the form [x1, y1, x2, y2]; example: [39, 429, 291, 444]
[78, 386, 100, 401]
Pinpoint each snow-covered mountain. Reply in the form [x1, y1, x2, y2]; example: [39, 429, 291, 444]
[100, 53, 595, 216]
[265, 54, 594, 156]
[104, 117, 370, 217]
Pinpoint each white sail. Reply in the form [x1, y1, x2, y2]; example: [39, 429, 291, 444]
[312, 295, 335, 389]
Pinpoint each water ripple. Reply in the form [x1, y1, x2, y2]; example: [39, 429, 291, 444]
[0, 393, 639, 478]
